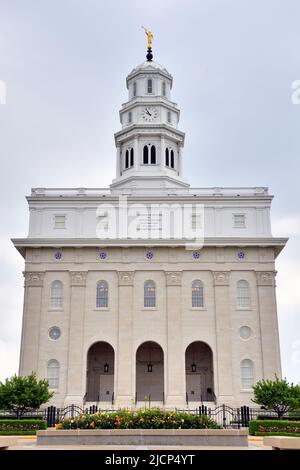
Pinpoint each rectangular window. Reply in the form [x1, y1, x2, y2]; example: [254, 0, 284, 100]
[167, 111, 171, 123]
[133, 82, 137, 96]
[233, 214, 246, 228]
[147, 79, 153, 94]
[192, 213, 202, 230]
[128, 111, 132, 123]
[54, 215, 66, 229]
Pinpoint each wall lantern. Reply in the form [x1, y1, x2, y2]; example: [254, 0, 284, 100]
[191, 363, 197, 373]
[104, 363, 109, 373]
[147, 363, 153, 373]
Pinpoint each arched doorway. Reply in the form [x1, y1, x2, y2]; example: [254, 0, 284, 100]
[86, 342, 114, 402]
[185, 341, 214, 402]
[136, 341, 164, 402]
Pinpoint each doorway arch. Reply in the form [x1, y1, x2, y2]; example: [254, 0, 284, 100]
[185, 341, 214, 402]
[86, 342, 114, 402]
[136, 341, 164, 402]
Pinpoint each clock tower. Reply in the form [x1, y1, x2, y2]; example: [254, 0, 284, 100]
[110, 50, 189, 192]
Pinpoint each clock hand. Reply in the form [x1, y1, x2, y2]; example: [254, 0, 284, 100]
[146, 109, 151, 116]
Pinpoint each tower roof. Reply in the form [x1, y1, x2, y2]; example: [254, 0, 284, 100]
[127, 60, 173, 88]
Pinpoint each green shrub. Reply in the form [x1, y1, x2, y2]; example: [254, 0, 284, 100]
[257, 415, 300, 421]
[249, 420, 300, 436]
[58, 409, 220, 430]
[0, 419, 47, 435]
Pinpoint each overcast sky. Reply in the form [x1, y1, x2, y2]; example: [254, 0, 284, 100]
[0, 0, 299, 384]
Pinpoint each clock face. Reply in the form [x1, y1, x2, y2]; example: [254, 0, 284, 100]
[141, 107, 158, 122]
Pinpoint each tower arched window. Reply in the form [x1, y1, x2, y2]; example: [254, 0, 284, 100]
[162, 81, 166, 96]
[241, 359, 254, 388]
[50, 280, 63, 309]
[130, 148, 134, 167]
[47, 359, 60, 389]
[128, 111, 132, 123]
[147, 79, 153, 94]
[125, 150, 129, 169]
[150, 145, 156, 164]
[192, 280, 204, 308]
[237, 280, 250, 308]
[167, 111, 171, 123]
[165, 148, 169, 166]
[144, 280, 156, 308]
[143, 145, 149, 164]
[96, 281, 108, 308]
[133, 81, 137, 96]
[170, 149, 175, 168]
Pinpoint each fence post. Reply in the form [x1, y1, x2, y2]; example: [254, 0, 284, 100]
[46, 405, 56, 428]
[237, 408, 240, 429]
[222, 404, 226, 429]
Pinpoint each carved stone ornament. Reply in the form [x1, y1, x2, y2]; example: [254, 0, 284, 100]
[23, 272, 45, 287]
[118, 271, 134, 286]
[166, 271, 182, 286]
[256, 271, 276, 286]
[213, 271, 230, 286]
[70, 271, 87, 286]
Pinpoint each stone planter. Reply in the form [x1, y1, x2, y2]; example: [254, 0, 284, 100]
[37, 428, 248, 447]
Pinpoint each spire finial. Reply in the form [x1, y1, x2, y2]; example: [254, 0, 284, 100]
[142, 26, 153, 61]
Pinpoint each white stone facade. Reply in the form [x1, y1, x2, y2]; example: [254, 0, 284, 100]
[12, 55, 287, 408]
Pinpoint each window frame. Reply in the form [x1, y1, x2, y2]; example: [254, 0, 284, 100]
[241, 359, 254, 390]
[50, 280, 63, 309]
[147, 78, 153, 94]
[47, 359, 60, 389]
[191, 280, 204, 309]
[144, 280, 156, 308]
[233, 213, 246, 229]
[237, 280, 251, 309]
[54, 214, 66, 229]
[96, 280, 109, 309]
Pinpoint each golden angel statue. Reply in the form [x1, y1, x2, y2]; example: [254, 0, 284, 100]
[142, 26, 153, 49]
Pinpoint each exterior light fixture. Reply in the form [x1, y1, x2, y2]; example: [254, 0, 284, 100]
[191, 363, 197, 373]
[147, 363, 153, 373]
[104, 363, 109, 373]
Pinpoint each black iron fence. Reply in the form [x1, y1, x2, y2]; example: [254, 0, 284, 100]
[0, 404, 294, 429]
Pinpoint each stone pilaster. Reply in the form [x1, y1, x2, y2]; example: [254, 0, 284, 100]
[19, 272, 45, 376]
[256, 271, 281, 379]
[165, 271, 185, 406]
[64, 271, 87, 406]
[213, 271, 234, 402]
[115, 271, 135, 406]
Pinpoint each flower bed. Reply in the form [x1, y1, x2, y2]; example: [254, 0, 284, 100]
[57, 409, 220, 430]
[249, 420, 300, 437]
[0, 419, 47, 435]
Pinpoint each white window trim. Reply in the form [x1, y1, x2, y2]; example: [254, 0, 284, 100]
[233, 213, 246, 229]
[53, 214, 67, 229]
[94, 307, 110, 311]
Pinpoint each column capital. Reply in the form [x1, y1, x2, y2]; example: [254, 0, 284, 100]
[118, 271, 134, 286]
[256, 271, 276, 286]
[166, 271, 182, 286]
[70, 271, 88, 286]
[213, 271, 230, 286]
[23, 271, 45, 287]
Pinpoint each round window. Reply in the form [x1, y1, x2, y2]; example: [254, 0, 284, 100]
[49, 327, 61, 341]
[239, 326, 252, 340]
[99, 251, 107, 260]
[54, 251, 63, 260]
[145, 251, 154, 260]
[192, 251, 201, 260]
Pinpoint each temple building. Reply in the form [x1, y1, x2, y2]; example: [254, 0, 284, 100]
[12, 40, 287, 408]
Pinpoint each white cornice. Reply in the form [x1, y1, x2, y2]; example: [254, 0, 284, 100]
[12, 237, 288, 258]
